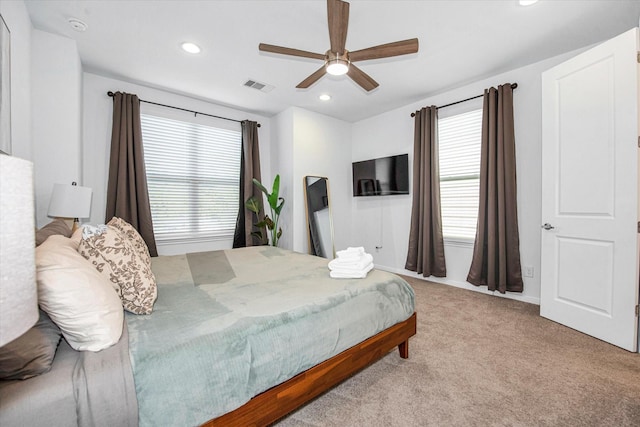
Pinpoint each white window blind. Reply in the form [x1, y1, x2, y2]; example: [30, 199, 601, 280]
[140, 114, 241, 243]
[438, 108, 482, 241]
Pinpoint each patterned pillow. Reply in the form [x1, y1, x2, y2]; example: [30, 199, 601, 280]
[78, 224, 157, 315]
[107, 217, 151, 267]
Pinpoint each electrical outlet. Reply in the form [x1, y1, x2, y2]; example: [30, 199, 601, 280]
[523, 266, 534, 278]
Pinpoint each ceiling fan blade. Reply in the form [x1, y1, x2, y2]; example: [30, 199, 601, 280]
[296, 66, 327, 89]
[328, 0, 349, 54]
[349, 38, 419, 62]
[259, 43, 325, 61]
[347, 64, 379, 92]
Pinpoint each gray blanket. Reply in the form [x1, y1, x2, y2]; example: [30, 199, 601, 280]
[0, 322, 137, 427]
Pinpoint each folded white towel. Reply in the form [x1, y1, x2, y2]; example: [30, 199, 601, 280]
[329, 262, 374, 279]
[330, 247, 374, 279]
[328, 253, 374, 271]
[330, 262, 374, 275]
[336, 247, 365, 259]
[334, 255, 361, 263]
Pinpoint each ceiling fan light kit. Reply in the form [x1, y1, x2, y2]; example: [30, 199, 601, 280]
[326, 61, 349, 75]
[259, 0, 419, 91]
[326, 51, 350, 75]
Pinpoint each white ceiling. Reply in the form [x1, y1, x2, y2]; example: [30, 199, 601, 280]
[25, 0, 640, 123]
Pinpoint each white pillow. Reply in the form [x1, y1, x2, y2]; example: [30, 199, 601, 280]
[36, 235, 123, 351]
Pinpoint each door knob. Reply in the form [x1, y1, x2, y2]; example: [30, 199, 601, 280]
[541, 223, 555, 230]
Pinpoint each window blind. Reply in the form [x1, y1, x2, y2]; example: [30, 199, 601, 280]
[140, 114, 241, 243]
[438, 108, 483, 241]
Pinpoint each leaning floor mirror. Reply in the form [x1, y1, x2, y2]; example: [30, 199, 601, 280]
[304, 176, 335, 259]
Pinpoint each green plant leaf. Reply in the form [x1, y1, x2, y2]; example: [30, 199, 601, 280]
[274, 197, 285, 215]
[250, 175, 284, 247]
[264, 216, 275, 230]
[245, 196, 261, 214]
[267, 175, 280, 209]
[252, 178, 269, 196]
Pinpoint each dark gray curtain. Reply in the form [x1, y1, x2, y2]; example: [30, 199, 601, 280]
[467, 84, 523, 293]
[233, 120, 265, 248]
[105, 92, 158, 257]
[405, 106, 446, 277]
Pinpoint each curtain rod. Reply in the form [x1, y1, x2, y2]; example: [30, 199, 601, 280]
[107, 91, 260, 127]
[410, 83, 518, 118]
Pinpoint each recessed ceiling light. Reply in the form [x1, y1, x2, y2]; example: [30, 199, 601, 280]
[68, 18, 88, 32]
[181, 42, 201, 54]
[519, 0, 539, 5]
[319, 94, 331, 101]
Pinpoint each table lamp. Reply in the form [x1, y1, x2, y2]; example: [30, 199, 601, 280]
[47, 182, 92, 232]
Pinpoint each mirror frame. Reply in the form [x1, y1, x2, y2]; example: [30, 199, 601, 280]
[303, 176, 336, 259]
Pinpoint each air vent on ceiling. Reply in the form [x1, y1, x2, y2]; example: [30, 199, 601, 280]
[243, 79, 274, 93]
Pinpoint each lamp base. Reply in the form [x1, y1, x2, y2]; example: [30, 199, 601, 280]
[55, 217, 79, 233]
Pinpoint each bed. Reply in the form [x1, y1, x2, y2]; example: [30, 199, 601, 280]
[1, 232, 416, 426]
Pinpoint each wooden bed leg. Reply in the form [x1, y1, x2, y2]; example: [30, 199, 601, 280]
[398, 340, 409, 359]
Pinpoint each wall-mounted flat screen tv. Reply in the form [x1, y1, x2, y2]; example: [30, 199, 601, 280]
[352, 153, 410, 196]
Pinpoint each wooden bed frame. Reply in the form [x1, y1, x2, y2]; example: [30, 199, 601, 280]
[204, 312, 417, 426]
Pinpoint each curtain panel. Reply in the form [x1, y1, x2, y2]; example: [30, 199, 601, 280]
[405, 106, 447, 277]
[105, 92, 158, 257]
[233, 120, 265, 248]
[467, 84, 523, 293]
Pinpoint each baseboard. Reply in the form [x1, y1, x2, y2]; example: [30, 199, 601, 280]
[376, 264, 541, 306]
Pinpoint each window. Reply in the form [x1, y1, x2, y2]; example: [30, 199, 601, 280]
[438, 108, 482, 241]
[140, 114, 241, 243]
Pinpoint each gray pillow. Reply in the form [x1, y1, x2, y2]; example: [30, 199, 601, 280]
[0, 310, 62, 380]
[35, 219, 72, 246]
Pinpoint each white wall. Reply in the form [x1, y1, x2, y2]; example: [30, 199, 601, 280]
[82, 72, 272, 255]
[291, 108, 352, 255]
[271, 107, 351, 255]
[351, 49, 584, 305]
[1, 4, 83, 229]
[31, 29, 82, 227]
[0, 0, 32, 161]
[271, 108, 294, 250]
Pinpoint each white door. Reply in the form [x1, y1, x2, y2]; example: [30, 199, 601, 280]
[541, 28, 639, 352]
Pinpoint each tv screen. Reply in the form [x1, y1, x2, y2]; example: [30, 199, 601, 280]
[352, 154, 409, 196]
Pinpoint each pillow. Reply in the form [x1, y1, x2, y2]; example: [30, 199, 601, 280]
[107, 217, 152, 267]
[36, 235, 123, 351]
[35, 219, 72, 246]
[0, 310, 62, 380]
[69, 226, 83, 248]
[78, 225, 157, 315]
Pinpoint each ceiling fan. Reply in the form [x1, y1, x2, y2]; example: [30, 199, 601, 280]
[258, 0, 419, 92]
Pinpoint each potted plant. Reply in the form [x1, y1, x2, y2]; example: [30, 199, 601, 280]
[245, 175, 284, 247]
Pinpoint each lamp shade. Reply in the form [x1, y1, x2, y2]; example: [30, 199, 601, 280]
[47, 183, 92, 219]
[0, 155, 38, 347]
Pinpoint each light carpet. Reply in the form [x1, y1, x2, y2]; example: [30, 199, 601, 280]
[276, 276, 640, 426]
